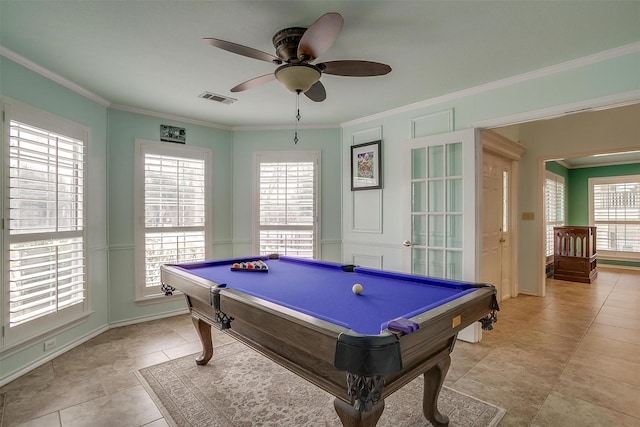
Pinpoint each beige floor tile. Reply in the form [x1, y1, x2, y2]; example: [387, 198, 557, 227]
[604, 296, 640, 310]
[2, 374, 106, 426]
[451, 376, 540, 426]
[142, 419, 171, 427]
[58, 385, 162, 427]
[532, 391, 640, 427]
[506, 328, 581, 361]
[460, 357, 555, 403]
[576, 333, 640, 364]
[597, 304, 640, 320]
[554, 364, 640, 419]
[585, 322, 640, 345]
[568, 346, 640, 387]
[162, 340, 205, 360]
[593, 313, 640, 331]
[12, 412, 61, 427]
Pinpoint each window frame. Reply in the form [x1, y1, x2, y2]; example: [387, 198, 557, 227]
[253, 151, 321, 259]
[2, 97, 90, 349]
[134, 139, 212, 301]
[589, 174, 640, 261]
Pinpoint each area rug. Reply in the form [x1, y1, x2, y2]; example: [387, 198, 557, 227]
[137, 341, 505, 427]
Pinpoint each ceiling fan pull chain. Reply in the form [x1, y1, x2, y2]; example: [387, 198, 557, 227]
[294, 90, 301, 144]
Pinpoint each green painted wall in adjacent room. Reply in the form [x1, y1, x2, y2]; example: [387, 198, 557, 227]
[567, 163, 640, 268]
[567, 163, 640, 225]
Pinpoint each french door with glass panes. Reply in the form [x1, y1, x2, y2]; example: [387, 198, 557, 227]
[403, 129, 479, 282]
[403, 129, 480, 341]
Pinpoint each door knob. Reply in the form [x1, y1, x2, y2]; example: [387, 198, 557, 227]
[499, 238, 505, 243]
[402, 240, 412, 247]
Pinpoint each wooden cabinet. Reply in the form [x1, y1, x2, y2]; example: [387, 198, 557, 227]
[553, 226, 597, 283]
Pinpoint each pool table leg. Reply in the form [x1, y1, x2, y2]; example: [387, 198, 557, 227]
[422, 355, 451, 427]
[334, 398, 384, 427]
[192, 316, 214, 365]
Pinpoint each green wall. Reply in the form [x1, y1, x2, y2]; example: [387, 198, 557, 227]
[546, 161, 569, 180]
[568, 163, 640, 225]
[567, 163, 640, 268]
[107, 109, 234, 324]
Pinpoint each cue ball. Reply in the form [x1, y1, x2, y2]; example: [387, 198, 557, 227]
[352, 283, 363, 295]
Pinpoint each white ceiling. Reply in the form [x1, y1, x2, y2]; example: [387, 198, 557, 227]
[1, 1, 639, 128]
[559, 150, 640, 169]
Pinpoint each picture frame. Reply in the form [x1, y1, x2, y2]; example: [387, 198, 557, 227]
[351, 140, 382, 190]
[160, 125, 186, 144]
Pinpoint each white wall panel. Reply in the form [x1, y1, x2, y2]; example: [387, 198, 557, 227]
[411, 109, 454, 138]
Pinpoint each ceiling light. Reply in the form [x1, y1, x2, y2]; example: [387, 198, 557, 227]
[275, 64, 321, 93]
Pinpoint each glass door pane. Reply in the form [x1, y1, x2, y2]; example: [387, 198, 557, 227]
[405, 131, 474, 281]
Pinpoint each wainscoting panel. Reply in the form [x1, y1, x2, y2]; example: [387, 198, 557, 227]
[411, 109, 454, 138]
[352, 253, 383, 269]
[351, 126, 382, 145]
[352, 190, 383, 233]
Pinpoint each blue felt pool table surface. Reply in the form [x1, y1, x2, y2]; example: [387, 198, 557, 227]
[174, 255, 480, 335]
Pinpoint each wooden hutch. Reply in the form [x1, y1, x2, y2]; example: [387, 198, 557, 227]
[553, 226, 597, 283]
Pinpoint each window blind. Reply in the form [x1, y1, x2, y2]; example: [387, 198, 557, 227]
[592, 179, 640, 253]
[544, 173, 565, 257]
[143, 152, 206, 288]
[258, 161, 315, 258]
[8, 120, 86, 327]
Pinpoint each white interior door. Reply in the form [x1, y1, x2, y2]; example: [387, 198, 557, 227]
[402, 129, 481, 341]
[481, 150, 513, 300]
[402, 129, 479, 280]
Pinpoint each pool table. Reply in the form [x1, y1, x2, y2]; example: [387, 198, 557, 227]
[160, 255, 498, 427]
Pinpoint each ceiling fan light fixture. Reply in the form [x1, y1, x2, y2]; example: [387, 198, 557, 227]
[275, 64, 321, 93]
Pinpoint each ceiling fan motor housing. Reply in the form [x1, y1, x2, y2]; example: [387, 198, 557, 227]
[272, 27, 306, 62]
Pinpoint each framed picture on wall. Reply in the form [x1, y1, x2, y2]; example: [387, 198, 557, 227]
[351, 140, 382, 190]
[160, 125, 186, 144]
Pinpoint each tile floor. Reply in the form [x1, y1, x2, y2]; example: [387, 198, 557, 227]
[0, 268, 639, 426]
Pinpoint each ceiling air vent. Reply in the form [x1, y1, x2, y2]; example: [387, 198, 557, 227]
[199, 92, 237, 105]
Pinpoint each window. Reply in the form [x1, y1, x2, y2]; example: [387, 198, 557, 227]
[544, 171, 565, 258]
[590, 175, 640, 259]
[135, 140, 211, 299]
[255, 151, 320, 259]
[3, 100, 89, 347]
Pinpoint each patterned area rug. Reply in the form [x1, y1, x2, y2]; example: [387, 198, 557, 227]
[138, 341, 505, 427]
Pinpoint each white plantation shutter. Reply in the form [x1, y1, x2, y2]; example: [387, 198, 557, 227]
[544, 172, 565, 257]
[256, 152, 319, 259]
[7, 119, 87, 330]
[136, 141, 210, 298]
[590, 176, 640, 256]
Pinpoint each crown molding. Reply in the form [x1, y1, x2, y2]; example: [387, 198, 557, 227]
[231, 123, 339, 132]
[1, 45, 111, 107]
[341, 41, 640, 128]
[471, 89, 640, 129]
[109, 104, 231, 130]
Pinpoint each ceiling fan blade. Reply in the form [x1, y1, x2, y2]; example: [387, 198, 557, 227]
[231, 73, 276, 92]
[203, 38, 281, 64]
[297, 13, 344, 61]
[304, 81, 326, 102]
[319, 60, 392, 77]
